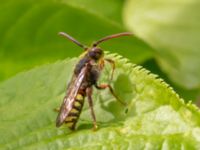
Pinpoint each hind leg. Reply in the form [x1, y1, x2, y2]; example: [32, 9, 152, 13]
[86, 87, 98, 131]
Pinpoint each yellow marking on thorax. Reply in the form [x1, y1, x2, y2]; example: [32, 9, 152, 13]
[79, 51, 88, 58]
[98, 57, 105, 70]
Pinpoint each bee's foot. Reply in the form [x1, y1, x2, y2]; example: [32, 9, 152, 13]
[92, 124, 98, 131]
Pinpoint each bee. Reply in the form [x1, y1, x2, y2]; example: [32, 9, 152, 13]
[56, 32, 132, 130]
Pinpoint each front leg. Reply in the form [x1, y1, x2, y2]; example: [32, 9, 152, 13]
[95, 83, 126, 106]
[86, 87, 98, 131]
[105, 58, 115, 81]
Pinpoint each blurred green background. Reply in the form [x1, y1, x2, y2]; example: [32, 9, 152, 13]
[0, 0, 200, 103]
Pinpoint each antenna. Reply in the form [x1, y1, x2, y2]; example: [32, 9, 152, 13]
[93, 32, 133, 47]
[58, 32, 87, 50]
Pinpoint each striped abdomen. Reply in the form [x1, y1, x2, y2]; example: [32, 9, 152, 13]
[65, 93, 85, 130]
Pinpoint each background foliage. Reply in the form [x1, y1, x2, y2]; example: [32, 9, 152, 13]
[0, 0, 199, 102]
[1, 0, 200, 149]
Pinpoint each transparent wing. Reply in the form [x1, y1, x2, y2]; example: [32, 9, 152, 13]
[56, 66, 88, 127]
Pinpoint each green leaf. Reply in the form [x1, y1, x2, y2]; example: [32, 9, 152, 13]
[123, 0, 200, 89]
[142, 59, 200, 102]
[62, 0, 124, 25]
[0, 0, 153, 82]
[1, 53, 200, 149]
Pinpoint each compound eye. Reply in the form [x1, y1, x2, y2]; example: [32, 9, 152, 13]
[89, 51, 96, 58]
[89, 48, 102, 60]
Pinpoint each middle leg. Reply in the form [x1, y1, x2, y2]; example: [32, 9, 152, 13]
[95, 83, 126, 106]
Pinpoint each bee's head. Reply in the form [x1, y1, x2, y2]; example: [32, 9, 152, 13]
[88, 47, 103, 60]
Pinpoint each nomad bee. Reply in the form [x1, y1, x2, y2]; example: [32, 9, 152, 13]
[56, 32, 132, 130]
